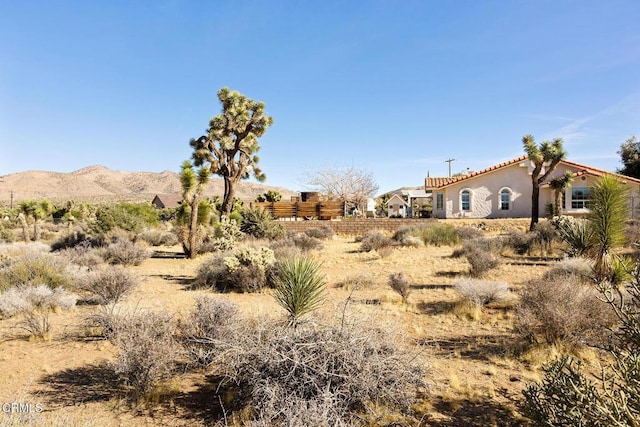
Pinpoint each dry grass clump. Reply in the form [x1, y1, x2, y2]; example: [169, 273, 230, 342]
[515, 273, 615, 347]
[101, 239, 151, 266]
[376, 244, 395, 258]
[0, 252, 76, 292]
[215, 318, 428, 425]
[0, 284, 77, 319]
[179, 296, 240, 368]
[360, 231, 393, 252]
[466, 248, 500, 277]
[137, 228, 178, 247]
[18, 310, 52, 340]
[304, 225, 335, 240]
[110, 310, 180, 399]
[389, 271, 411, 304]
[453, 278, 509, 306]
[335, 273, 376, 290]
[80, 266, 139, 305]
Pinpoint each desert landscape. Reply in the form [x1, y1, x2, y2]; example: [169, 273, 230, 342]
[0, 209, 606, 426]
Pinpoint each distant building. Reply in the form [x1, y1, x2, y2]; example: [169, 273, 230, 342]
[151, 194, 182, 209]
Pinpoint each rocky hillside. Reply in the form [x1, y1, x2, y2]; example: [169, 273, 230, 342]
[0, 165, 297, 205]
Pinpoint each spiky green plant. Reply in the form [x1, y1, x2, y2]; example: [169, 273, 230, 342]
[273, 257, 325, 326]
[588, 175, 629, 281]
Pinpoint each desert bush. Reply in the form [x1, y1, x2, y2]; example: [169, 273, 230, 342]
[360, 231, 393, 252]
[388, 271, 411, 304]
[531, 220, 559, 254]
[624, 219, 640, 246]
[515, 274, 615, 346]
[101, 239, 151, 266]
[137, 228, 179, 247]
[269, 238, 303, 260]
[0, 285, 77, 319]
[51, 229, 105, 251]
[453, 278, 509, 306]
[543, 257, 593, 283]
[451, 237, 505, 258]
[292, 234, 323, 252]
[376, 244, 395, 258]
[0, 228, 16, 243]
[0, 252, 76, 292]
[80, 266, 139, 305]
[335, 273, 375, 290]
[304, 225, 335, 240]
[216, 319, 427, 425]
[180, 296, 240, 367]
[240, 207, 286, 240]
[18, 310, 52, 340]
[503, 230, 535, 255]
[207, 217, 243, 252]
[194, 246, 276, 292]
[551, 216, 593, 257]
[56, 244, 103, 270]
[93, 202, 158, 234]
[465, 248, 499, 277]
[110, 310, 180, 398]
[455, 226, 484, 241]
[273, 257, 325, 325]
[418, 223, 460, 246]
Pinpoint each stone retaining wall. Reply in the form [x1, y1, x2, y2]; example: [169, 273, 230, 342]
[279, 219, 436, 235]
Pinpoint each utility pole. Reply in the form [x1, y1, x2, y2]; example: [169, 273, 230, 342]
[445, 158, 456, 177]
[10, 190, 13, 209]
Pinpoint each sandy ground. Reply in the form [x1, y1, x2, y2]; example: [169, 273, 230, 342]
[0, 233, 553, 426]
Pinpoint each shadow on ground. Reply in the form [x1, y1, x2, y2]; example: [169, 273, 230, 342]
[429, 396, 528, 426]
[38, 363, 122, 407]
[419, 333, 515, 362]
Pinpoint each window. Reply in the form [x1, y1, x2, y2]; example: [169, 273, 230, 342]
[436, 192, 443, 210]
[571, 187, 590, 209]
[499, 188, 511, 210]
[461, 190, 471, 211]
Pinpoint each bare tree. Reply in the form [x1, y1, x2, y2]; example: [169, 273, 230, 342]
[303, 166, 379, 214]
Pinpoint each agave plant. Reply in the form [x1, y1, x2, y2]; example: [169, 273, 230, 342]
[273, 257, 325, 326]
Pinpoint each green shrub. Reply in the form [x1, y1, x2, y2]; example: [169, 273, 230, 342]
[194, 246, 276, 292]
[551, 216, 593, 257]
[93, 202, 159, 234]
[240, 207, 286, 240]
[0, 252, 75, 292]
[273, 257, 325, 325]
[394, 223, 460, 247]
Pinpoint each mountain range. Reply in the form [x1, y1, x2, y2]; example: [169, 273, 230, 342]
[0, 165, 297, 206]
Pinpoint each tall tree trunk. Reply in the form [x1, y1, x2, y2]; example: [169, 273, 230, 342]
[187, 200, 200, 259]
[530, 183, 540, 231]
[554, 190, 562, 217]
[33, 219, 41, 241]
[18, 213, 30, 243]
[221, 177, 236, 218]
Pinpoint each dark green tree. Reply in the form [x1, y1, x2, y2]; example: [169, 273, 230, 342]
[190, 88, 274, 218]
[256, 190, 282, 203]
[523, 135, 567, 231]
[617, 135, 640, 178]
[180, 161, 210, 259]
[548, 170, 574, 217]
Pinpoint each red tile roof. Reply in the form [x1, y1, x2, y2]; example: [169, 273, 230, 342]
[425, 155, 640, 190]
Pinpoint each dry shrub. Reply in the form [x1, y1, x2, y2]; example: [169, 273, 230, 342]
[137, 228, 178, 246]
[292, 234, 323, 252]
[216, 318, 427, 425]
[503, 230, 534, 255]
[193, 247, 276, 292]
[0, 252, 76, 292]
[179, 296, 240, 368]
[192, 252, 229, 289]
[389, 271, 411, 304]
[515, 274, 615, 346]
[18, 310, 52, 340]
[0, 285, 77, 319]
[360, 231, 393, 252]
[453, 278, 509, 306]
[455, 226, 484, 241]
[304, 225, 335, 240]
[544, 257, 593, 283]
[335, 273, 375, 290]
[269, 238, 303, 260]
[110, 310, 180, 398]
[80, 266, 139, 305]
[51, 230, 105, 251]
[101, 240, 151, 266]
[57, 244, 103, 270]
[465, 248, 499, 277]
[376, 244, 395, 258]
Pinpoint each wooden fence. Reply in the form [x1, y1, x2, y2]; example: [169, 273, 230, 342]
[251, 201, 345, 219]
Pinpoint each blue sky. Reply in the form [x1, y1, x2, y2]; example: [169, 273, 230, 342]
[1, 1, 638, 194]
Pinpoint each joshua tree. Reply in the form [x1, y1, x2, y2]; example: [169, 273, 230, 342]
[190, 88, 273, 218]
[180, 161, 210, 259]
[18, 199, 52, 241]
[523, 135, 567, 231]
[549, 171, 574, 217]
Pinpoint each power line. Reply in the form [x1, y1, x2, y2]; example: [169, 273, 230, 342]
[445, 158, 456, 177]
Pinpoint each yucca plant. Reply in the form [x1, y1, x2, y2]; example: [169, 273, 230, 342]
[273, 257, 325, 327]
[588, 175, 628, 281]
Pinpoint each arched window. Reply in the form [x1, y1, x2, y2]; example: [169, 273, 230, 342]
[499, 188, 512, 210]
[460, 189, 471, 211]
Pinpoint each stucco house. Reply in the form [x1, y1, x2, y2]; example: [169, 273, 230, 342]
[387, 194, 409, 218]
[425, 155, 640, 219]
